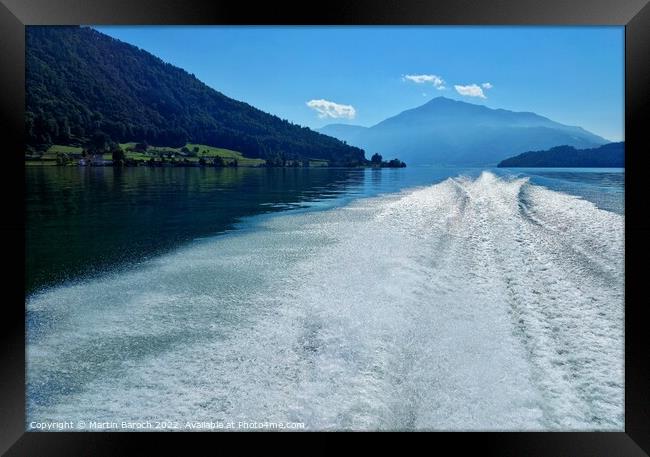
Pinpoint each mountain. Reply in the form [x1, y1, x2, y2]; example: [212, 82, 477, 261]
[26, 26, 365, 165]
[497, 142, 624, 168]
[319, 97, 608, 165]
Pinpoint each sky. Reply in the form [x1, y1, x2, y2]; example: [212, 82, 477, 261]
[95, 26, 624, 141]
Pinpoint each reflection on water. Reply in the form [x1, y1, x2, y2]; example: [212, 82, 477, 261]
[26, 166, 624, 295]
[26, 167, 367, 294]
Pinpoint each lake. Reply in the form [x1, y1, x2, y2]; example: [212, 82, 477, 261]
[26, 165, 624, 430]
[25, 166, 624, 294]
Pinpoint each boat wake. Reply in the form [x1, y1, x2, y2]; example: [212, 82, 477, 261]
[27, 171, 624, 430]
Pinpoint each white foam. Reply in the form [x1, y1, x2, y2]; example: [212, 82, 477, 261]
[27, 171, 624, 430]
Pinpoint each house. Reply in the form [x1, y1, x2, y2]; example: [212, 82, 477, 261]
[89, 153, 112, 166]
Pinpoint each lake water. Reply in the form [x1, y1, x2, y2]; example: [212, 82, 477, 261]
[26, 166, 624, 431]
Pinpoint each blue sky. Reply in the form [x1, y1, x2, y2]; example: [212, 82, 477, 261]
[95, 26, 624, 141]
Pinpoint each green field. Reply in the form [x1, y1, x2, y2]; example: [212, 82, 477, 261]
[122, 143, 266, 166]
[308, 160, 329, 167]
[26, 142, 342, 168]
[38, 145, 84, 161]
[25, 160, 58, 166]
[184, 144, 266, 166]
[27, 142, 269, 167]
[46, 145, 84, 155]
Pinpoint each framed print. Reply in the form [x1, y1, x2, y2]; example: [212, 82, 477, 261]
[1, 0, 649, 454]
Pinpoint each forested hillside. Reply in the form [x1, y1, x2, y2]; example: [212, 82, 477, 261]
[26, 26, 365, 165]
[497, 142, 624, 168]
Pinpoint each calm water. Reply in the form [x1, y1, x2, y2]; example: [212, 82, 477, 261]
[26, 165, 624, 430]
[26, 167, 365, 294]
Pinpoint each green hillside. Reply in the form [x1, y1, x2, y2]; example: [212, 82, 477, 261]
[26, 26, 366, 166]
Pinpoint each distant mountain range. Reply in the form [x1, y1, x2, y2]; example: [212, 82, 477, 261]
[319, 97, 608, 165]
[26, 26, 365, 165]
[497, 142, 624, 168]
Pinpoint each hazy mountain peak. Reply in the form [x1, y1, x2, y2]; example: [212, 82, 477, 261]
[424, 95, 456, 104]
[406, 96, 493, 116]
[321, 97, 608, 166]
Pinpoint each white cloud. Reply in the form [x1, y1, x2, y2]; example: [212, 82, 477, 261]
[306, 99, 356, 119]
[482, 82, 493, 89]
[454, 84, 487, 99]
[403, 74, 446, 90]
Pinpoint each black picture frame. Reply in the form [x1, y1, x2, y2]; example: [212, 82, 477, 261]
[1, 0, 648, 454]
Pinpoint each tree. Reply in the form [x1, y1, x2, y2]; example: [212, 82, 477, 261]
[89, 131, 110, 153]
[370, 153, 383, 165]
[386, 158, 406, 168]
[55, 152, 70, 166]
[112, 147, 125, 166]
